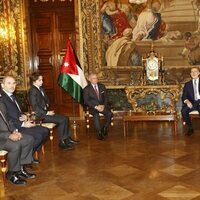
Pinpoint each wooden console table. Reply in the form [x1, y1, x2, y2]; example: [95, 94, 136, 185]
[123, 112, 178, 136]
[124, 85, 181, 136]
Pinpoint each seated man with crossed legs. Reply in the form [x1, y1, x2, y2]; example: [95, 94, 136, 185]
[0, 97, 35, 185]
[1, 76, 49, 162]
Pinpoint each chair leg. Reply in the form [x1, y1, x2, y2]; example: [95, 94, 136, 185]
[41, 145, 45, 154]
[34, 151, 39, 160]
[123, 120, 126, 137]
[49, 129, 54, 152]
[0, 155, 7, 186]
[85, 111, 90, 133]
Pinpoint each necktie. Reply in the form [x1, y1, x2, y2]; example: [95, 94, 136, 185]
[194, 80, 198, 101]
[0, 110, 11, 132]
[39, 87, 45, 97]
[94, 85, 99, 99]
[10, 95, 22, 113]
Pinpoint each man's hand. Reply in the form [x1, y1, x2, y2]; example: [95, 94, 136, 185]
[47, 110, 55, 116]
[23, 121, 36, 128]
[19, 114, 28, 122]
[96, 105, 105, 112]
[185, 99, 193, 109]
[9, 132, 21, 141]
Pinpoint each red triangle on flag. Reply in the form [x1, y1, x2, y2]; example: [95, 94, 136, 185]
[60, 41, 78, 75]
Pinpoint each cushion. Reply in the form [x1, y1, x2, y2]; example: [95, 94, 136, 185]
[0, 150, 8, 156]
[189, 111, 199, 115]
[41, 123, 56, 129]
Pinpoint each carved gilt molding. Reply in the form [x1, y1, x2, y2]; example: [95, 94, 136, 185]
[125, 85, 181, 113]
[78, 0, 102, 77]
[0, 0, 28, 90]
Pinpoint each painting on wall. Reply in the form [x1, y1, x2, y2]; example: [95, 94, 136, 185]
[100, 0, 200, 68]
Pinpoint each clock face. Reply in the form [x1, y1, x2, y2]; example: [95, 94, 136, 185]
[147, 60, 158, 70]
[146, 57, 159, 81]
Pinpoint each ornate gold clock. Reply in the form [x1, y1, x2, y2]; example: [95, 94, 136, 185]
[142, 43, 164, 85]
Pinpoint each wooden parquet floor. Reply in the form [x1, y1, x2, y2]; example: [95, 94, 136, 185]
[1, 119, 200, 200]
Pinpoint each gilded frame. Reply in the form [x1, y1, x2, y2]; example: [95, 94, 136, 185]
[78, 0, 102, 76]
[0, 0, 29, 90]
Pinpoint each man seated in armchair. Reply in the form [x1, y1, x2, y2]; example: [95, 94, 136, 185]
[182, 67, 200, 135]
[83, 73, 113, 140]
[0, 76, 49, 162]
[0, 96, 35, 185]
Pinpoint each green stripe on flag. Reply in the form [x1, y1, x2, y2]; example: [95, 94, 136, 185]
[58, 73, 84, 105]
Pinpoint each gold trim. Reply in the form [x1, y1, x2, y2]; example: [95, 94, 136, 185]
[0, 0, 28, 90]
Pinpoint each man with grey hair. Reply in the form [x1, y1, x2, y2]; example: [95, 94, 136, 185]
[83, 73, 112, 140]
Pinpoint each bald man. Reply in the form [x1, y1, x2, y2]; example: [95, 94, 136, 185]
[0, 76, 49, 162]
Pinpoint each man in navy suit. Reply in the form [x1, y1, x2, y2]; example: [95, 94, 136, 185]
[182, 67, 200, 135]
[83, 73, 112, 140]
[1, 76, 49, 162]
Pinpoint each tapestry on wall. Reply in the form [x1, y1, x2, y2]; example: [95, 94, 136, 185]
[79, 0, 200, 76]
[101, 0, 200, 67]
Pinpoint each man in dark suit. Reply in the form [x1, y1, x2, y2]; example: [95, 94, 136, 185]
[83, 73, 113, 140]
[1, 76, 49, 160]
[182, 67, 200, 135]
[0, 97, 35, 185]
[28, 72, 78, 150]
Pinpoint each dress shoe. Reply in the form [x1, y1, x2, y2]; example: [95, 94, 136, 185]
[187, 128, 194, 136]
[65, 137, 80, 145]
[17, 166, 36, 179]
[32, 158, 40, 165]
[97, 131, 104, 140]
[101, 127, 108, 136]
[59, 140, 74, 149]
[8, 173, 27, 185]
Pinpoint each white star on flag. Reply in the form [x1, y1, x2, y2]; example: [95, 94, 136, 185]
[64, 62, 69, 67]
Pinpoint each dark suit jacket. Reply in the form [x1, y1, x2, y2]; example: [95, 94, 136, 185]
[0, 90, 24, 129]
[28, 85, 49, 118]
[182, 79, 200, 106]
[0, 98, 15, 149]
[83, 83, 108, 113]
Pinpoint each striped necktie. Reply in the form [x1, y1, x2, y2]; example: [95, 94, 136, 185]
[94, 85, 99, 99]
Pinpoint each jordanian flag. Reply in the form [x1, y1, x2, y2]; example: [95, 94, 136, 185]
[58, 40, 88, 105]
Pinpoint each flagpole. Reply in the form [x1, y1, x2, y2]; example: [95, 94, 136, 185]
[68, 35, 77, 139]
[58, 37, 88, 139]
[72, 98, 77, 139]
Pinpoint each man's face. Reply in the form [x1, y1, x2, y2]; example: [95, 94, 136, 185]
[191, 68, 200, 79]
[89, 75, 98, 84]
[1, 77, 16, 93]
